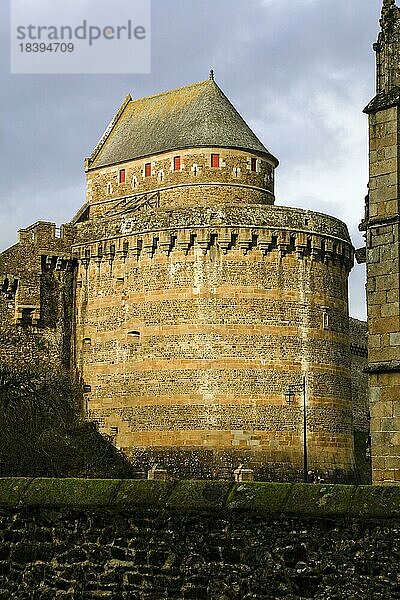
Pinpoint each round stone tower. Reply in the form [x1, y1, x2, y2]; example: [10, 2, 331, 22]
[73, 78, 355, 481]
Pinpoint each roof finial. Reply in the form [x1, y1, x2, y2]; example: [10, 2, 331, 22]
[209, 69, 214, 81]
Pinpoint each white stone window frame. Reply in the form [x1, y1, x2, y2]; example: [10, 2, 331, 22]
[169, 158, 186, 173]
[171, 156, 185, 173]
[131, 175, 139, 189]
[248, 156, 260, 173]
[233, 166, 241, 178]
[191, 163, 201, 176]
[106, 182, 113, 195]
[264, 168, 274, 184]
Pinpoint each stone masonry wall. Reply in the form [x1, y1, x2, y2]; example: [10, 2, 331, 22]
[1, 478, 400, 599]
[349, 318, 370, 483]
[73, 196, 356, 481]
[84, 147, 275, 220]
[0, 222, 75, 370]
[349, 318, 368, 433]
[366, 100, 400, 483]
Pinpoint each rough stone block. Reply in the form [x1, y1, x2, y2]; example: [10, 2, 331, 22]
[350, 486, 400, 518]
[390, 332, 400, 346]
[22, 478, 121, 507]
[284, 483, 356, 518]
[0, 478, 33, 507]
[114, 480, 172, 509]
[227, 482, 292, 513]
[166, 481, 232, 511]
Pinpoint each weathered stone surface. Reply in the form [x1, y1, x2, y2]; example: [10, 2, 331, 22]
[0, 78, 368, 483]
[365, 1, 400, 484]
[0, 479, 399, 598]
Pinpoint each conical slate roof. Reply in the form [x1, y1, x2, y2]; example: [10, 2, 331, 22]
[89, 79, 278, 169]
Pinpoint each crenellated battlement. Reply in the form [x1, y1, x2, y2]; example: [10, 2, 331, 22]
[0, 221, 75, 328]
[18, 221, 75, 246]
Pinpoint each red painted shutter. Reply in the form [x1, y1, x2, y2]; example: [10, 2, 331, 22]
[145, 163, 151, 177]
[119, 169, 126, 184]
[211, 153, 220, 168]
[174, 156, 181, 171]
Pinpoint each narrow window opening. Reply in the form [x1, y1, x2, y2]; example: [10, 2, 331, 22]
[21, 308, 34, 326]
[145, 163, 151, 177]
[127, 330, 141, 345]
[323, 311, 330, 330]
[174, 156, 181, 171]
[211, 153, 220, 168]
[110, 426, 119, 437]
[119, 169, 126, 184]
[251, 157, 257, 172]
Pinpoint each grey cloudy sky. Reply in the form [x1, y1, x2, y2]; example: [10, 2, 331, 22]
[0, 0, 385, 320]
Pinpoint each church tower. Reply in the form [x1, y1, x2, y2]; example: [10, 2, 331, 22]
[364, 0, 400, 483]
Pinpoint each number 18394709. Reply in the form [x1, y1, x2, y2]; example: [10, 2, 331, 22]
[19, 43, 74, 52]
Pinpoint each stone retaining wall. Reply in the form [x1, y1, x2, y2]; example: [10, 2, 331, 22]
[1, 478, 400, 599]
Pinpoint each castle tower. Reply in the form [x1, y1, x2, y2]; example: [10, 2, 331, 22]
[73, 79, 355, 480]
[364, 0, 400, 483]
